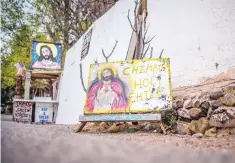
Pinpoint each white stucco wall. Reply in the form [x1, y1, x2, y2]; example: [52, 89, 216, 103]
[56, 0, 135, 124]
[147, 0, 235, 87]
[56, 0, 235, 124]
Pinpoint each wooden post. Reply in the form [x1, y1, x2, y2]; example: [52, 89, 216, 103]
[126, 31, 138, 60]
[52, 78, 58, 100]
[49, 79, 53, 98]
[24, 71, 31, 99]
[15, 75, 23, 99]
[77, 122, 87, 132]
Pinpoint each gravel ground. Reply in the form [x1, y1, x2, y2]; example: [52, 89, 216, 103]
[89, 132, 235, 152]
[1, 119, 235, 163]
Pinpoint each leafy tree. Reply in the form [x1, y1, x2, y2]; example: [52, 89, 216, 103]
[1, 0, 117, 102]
[1, 0, 26, 46]
[31, 0, 116, 51]
[1, 0, 47, 91]
[1, 26, 47, 88]
[1, 0, 42, 53]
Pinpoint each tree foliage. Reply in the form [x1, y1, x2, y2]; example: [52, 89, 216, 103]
[1, 26, 47, 88]
[31, 0, 116, 51]
[1, 0, 47, 89]
[1, 0, 117, 100]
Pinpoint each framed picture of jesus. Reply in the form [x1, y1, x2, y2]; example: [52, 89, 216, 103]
[31, 41, 62, 70]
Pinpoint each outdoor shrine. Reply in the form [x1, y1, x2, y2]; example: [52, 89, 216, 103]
[13, 40, 63, 124]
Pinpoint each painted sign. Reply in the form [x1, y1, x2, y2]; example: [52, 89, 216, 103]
[35, 102, 53, 123]
[26, 71, 31, 81]
[31, 41, 62, 69]
[14, 101, 32, 123]
[84, 58, 172, 114]
[81, 28, 93, 60]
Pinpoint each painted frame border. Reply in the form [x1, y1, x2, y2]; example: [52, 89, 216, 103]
[31, 40, 63, 70]
[83, 58, 172, 115]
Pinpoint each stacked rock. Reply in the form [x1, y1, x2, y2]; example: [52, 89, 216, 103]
[174, 85, 235, 136]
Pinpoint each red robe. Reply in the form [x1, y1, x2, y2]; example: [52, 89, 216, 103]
[86, 81, 128, 112]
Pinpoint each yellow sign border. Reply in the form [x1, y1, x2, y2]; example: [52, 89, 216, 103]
[83, 58, 172, 115]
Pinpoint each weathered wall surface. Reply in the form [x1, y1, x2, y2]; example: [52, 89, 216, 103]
[147, 0, 235, 87]
[56, 0, 235, 124]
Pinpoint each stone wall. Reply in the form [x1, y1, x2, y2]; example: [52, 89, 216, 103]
[174, 68, 235, 136]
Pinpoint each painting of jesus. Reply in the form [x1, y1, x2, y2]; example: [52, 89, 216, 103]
[86, 67, 128, 113]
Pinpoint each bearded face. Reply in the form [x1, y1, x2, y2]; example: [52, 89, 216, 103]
[102, 69, 113, 82]
[41, 47, 51, 60]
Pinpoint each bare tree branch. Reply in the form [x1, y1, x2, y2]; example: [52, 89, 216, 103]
[140, 22, 155, 59]
[127, 9, 137, 32]
[102, 40, 118, 62]
[142, 43, 150, 59]
[149, 47, 153, 59]
[144, 23, 150, 39]
[159, 49, 164, 58]
[144, 35, 156, 44]
[79, 63, 87, 93]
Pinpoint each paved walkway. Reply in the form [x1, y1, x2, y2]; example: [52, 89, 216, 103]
[1, 114, 13, 122]
[1, 121, 235, 163]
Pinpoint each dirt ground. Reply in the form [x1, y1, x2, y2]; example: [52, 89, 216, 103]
[1, 114, 235, 163]
[84, 132, 235, 152]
